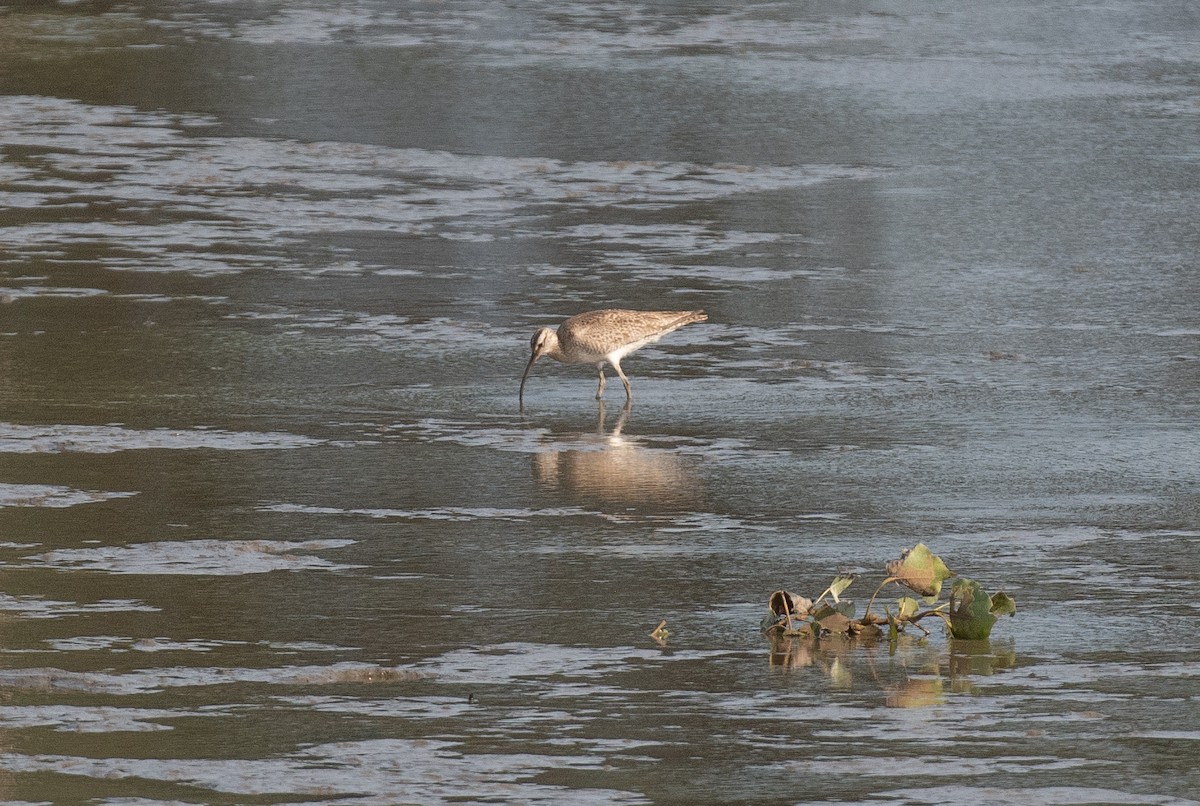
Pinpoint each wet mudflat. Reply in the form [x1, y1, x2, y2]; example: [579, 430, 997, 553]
[0, 1, 1198, 803]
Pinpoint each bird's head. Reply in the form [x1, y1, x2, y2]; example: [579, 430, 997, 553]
[529, 327, 555, 359]
[520, 327, 557, 409]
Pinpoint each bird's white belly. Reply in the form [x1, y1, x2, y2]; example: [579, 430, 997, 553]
[606, 334, 661, 364]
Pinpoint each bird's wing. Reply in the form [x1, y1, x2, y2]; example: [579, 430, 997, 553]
[559, 309, 706, 359]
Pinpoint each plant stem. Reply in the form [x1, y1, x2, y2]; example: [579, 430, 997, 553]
[862, 576, 898, 620]
[909, 608, 952, 633]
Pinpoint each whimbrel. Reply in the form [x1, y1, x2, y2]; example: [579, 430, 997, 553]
[519, 308, 707, 407]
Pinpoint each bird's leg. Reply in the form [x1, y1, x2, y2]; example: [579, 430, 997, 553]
[595, 363, 606, 400]
[611, 360, 633, 403]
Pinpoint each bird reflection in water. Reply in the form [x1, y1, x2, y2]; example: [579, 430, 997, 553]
[530, 402, 700, 508]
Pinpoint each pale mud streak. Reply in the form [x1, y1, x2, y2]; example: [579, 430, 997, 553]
[0, 595, 159, 618]
[226, 310, 520, 355]
[0, 423, 325, 453]
[0, 706, 182, 733]
[145, 1, 911, 63]
[394, 417, 795, 460]
[0, 482, 135, 507]
[263, 501, 776, 535]
[856, 786, 1199, 806]
[22, 538, 359, 575]
[0, 95, 879, 278]
[0, 663, 427, 695]
[0, 739, 644, 803]
[262, 501, 608, 522]
[418, 641, 734, 684]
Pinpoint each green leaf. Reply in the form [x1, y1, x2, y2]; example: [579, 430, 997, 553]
[885, 543, 955, 600]
[827, 574, 856, 603]
[812, 601, 855, 635]
[811, 601, 856, 620]
[989, 591, 1017, 617]
[948, 578, 997, 640]
[817, 612, 852, 634]
[896, 596, 921, 620]
[760, 612, 786, 633]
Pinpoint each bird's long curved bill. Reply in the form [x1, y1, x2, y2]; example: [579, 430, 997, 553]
[518, 353, 539, 409]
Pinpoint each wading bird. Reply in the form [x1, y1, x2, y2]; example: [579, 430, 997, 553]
[519, 308, 707, 408]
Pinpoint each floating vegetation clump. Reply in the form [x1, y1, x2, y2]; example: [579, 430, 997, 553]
[762, 543, 1016, 641]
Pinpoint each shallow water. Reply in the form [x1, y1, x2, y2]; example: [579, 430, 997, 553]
[1, 0, 1198, 803]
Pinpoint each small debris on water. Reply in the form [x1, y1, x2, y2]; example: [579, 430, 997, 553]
[649, 620, 669, 644]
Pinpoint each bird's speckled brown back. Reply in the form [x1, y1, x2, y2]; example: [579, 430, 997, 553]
[555, 309, 706, 363]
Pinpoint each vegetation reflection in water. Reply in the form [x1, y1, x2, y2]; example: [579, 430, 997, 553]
[767, 631, 1018, 709]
